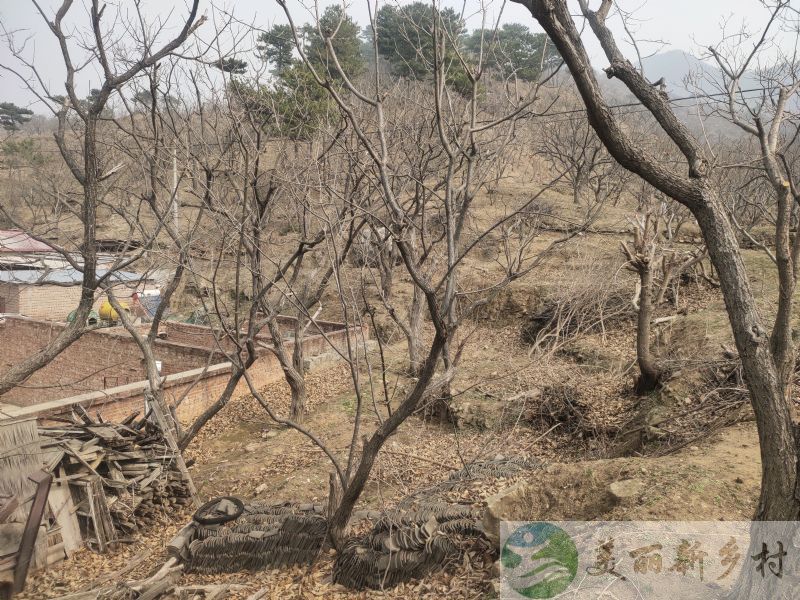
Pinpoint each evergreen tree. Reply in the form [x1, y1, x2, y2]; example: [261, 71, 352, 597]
[375, 2, 464, 78]
[0, 102, 33, 131]
[258, 24, 295, 77]
[464, 23, 559, 82]
[216, 57, 248, 75]
[303, 6, 365, 80]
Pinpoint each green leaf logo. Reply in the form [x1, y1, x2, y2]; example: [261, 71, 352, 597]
[502, 523, 578, 598]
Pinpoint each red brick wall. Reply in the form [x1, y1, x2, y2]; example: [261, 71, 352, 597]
[0, 317, 221, 406]
[1, 315, 366, 425]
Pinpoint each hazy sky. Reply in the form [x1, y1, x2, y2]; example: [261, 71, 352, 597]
[0, 0, 776, 110]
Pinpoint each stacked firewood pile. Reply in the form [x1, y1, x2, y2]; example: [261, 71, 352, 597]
[39, 408, 192, 548]
[333, 502, 487, 590]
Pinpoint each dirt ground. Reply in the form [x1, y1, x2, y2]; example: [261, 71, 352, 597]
[494, 423, 760, 523]
[10, 162, 779, 599]
[19, 331, 764, 599]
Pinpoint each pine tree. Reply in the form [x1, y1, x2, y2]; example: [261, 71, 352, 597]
[375, 2, 464, 78]
[258, 24, 295, 77]
[464, 23, 560, 82]
[303, 6, 365, 80]
[0, 102, 33, 131]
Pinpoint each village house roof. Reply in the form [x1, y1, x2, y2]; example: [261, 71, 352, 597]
[0, 268, 143, 286]
[0, 230, 54, 253]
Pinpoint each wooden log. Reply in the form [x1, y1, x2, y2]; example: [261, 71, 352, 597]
[166, 522, 196, 561]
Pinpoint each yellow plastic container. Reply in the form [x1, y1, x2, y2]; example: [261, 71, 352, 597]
[99, 299, 129, 321]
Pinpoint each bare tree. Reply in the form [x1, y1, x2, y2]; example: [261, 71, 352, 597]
[164, 45, 370, 441]
[620, 184, 708, 394]
[0, 0, 204, 398]
[259, 0, 581, 548]
[511, 0, 800, 531]
[538, 95, 630, 211]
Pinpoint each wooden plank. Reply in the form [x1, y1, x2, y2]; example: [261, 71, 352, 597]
[45, 450, 66, 472]
[90, 479, 116, 551]
[73, 405, 94, 425]
[120, 411, 140, 426]
[13, 470, 52, 594]
[79, 437, 100, 452]
[48, 481, 82, 556]
[148, 395, 198, 507]
[137, 466, 162, 489]
[84, 426, 123, 442]
[82, 481, 106, 554]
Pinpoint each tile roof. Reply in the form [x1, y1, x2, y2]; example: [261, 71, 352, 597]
[0, 230, 54, 253]
[0, 268, 142, 285]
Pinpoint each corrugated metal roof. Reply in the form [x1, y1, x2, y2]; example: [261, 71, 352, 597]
[0, 268, 142, 285]
[0, 230, 54, 253]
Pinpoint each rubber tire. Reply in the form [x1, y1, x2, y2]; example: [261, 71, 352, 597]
[192, 496, 244, 525]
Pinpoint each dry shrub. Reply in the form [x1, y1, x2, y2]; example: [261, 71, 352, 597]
[521, 254, 633, 349]
[533, 374, 632, 441]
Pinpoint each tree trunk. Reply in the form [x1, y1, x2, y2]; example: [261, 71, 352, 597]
[422, 344, 454, 423]
[572, 175, 582, 205]
[266, 317, 308, 424]
[694, 197, 800, 520]
[289, 316, 308, 423]
[769, 185, 796, 396]
[407, 285, 425, 376]
[327, 332, 448, 548]
[634, 263, 662, 395]
[287, 369, 307, 423]
[379, 243, 397, 301]
[654, 262, 674, 306]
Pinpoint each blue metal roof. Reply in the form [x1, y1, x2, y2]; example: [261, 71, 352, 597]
[0, 268, 143, 285]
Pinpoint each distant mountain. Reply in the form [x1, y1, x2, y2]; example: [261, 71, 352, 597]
[557, 49, 762, 139]
[588, 50, 721, 101]
[640, 50, 718, 93]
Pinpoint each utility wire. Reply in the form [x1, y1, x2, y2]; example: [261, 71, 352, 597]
[6, 86, 789, 151]
[522, 85, 784, 120]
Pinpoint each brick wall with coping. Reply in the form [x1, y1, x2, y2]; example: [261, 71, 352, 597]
[0, 315, 365, 425]
[0, 356, 281, 424]
[157, 316, 350, 352]
[0, 317, 227, 406]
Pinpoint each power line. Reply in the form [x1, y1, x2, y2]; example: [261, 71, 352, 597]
[5, 86, 787, 150]
[528, 85, 782, 120]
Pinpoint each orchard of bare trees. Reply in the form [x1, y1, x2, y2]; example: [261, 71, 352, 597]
[1, 1, 799, 598]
